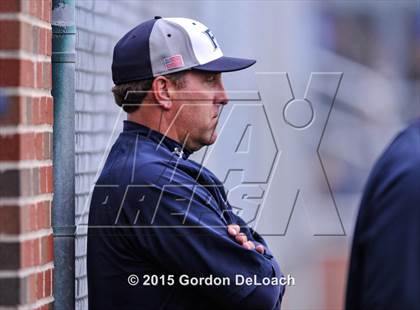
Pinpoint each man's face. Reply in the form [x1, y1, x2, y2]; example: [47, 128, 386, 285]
[170, 71, 228, 151]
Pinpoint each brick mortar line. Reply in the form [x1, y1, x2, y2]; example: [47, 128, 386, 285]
[0, 87, 52, 97]
[0, 262, 54, 278]
[0, 160, 52, 172]
[0, 13, 51, 30]
[0, 296, 55, 310]
[0, 228, 53, 242]
[0, 125, 53, 135]
[17, 296, 55, 310]
[0, 194, 53, 206]
[0, 51, 51, 63]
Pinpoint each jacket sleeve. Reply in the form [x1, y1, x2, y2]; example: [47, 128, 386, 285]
[234, 215, 286, 308]
[120, 180, 283, 309]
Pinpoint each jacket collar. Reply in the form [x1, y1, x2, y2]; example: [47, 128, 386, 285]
[123, 120, 193, 159]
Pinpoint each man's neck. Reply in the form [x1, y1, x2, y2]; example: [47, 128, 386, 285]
[127, 112, 186, 148]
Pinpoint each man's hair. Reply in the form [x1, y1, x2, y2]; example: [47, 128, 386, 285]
[112, 71, 187, 113]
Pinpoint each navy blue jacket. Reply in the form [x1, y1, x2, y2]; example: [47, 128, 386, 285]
[87, 121, 285, 309]
[346, 120, 420, 309]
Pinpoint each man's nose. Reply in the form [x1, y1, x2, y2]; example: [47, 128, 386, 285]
[216, 83, 229, 105]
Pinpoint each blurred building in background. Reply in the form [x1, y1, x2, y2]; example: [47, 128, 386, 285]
[0, 0, 418, 309]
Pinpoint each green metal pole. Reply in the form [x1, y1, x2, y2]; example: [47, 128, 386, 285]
[52, 0, 76, 309]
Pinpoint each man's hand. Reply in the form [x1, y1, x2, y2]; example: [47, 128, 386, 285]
[227, 224, 265, 254]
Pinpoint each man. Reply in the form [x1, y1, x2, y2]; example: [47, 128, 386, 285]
[87, 17, 285, 309]
[346, 119, 420, 309]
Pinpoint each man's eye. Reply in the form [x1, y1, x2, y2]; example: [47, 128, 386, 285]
[206, 75, 216, 82]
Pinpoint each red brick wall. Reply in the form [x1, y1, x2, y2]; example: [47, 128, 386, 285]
[0, 1, 53, 309]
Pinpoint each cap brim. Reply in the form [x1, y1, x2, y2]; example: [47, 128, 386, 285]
[192, 56, 256, 73]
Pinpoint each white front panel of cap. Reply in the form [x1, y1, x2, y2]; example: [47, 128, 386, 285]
[165, 18, 224, 65]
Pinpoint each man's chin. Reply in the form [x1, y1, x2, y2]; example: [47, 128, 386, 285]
[189, 133, 217, 152]
[208, 131, 218, 145]
[199, 132, 217, 148]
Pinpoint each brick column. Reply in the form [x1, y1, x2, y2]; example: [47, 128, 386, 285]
[0, 1, 54, 309]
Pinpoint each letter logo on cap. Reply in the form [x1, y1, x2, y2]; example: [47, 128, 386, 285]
[204, 29, 219, 50]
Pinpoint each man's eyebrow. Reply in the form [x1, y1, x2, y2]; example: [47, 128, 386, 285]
[201, 73, 219, 80]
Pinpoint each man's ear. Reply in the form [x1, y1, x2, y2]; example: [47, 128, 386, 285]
[151, 76, 173, 110]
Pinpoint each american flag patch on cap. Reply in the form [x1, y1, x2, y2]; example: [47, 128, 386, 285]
[163, 54, 184, 70]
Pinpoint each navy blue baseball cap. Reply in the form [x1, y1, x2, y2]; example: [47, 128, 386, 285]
[112, 17, 256, 84]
